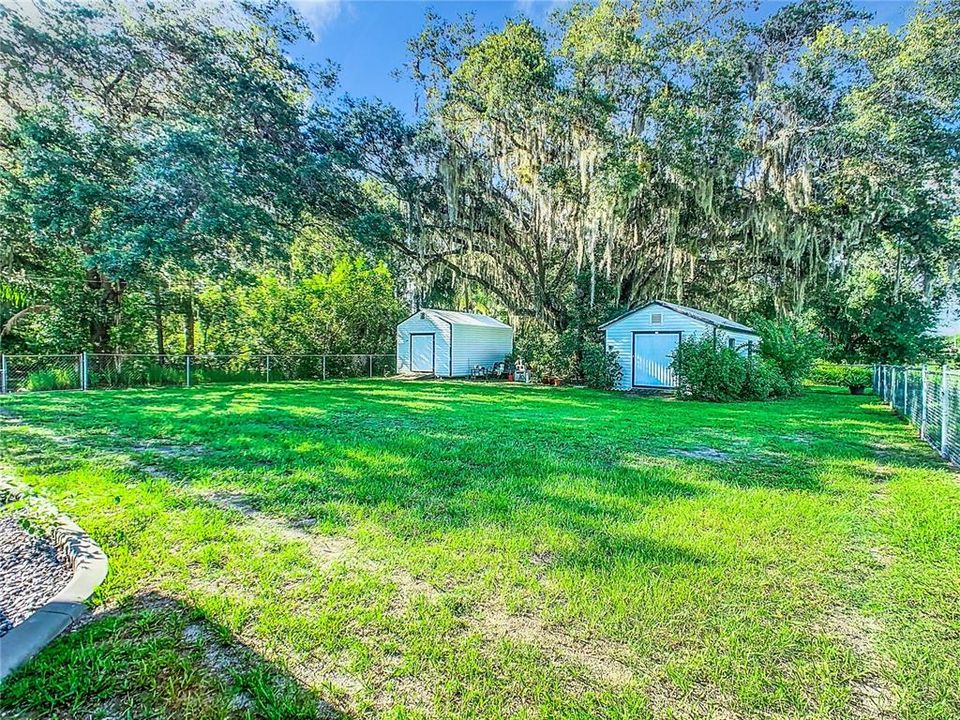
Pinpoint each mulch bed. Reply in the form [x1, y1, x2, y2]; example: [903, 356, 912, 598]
[0, 504, 71, 637]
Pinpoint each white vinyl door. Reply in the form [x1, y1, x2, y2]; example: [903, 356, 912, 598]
[410, 333, 435, 373]
[632, 333, 679, 387]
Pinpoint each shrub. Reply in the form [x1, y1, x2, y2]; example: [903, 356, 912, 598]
[25, 367, 79, 391]
[581, 342, 622, 390]
[672, 336, 748, 401]
[514, 331, 570, 382]
[673, 335, 789, 402]
[744, 357, 792, 400]
[753, 317, 822, 395]
[808, 361, 872, 394]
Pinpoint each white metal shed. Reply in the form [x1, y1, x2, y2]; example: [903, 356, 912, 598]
[396, 309, 514, 377]
[601, 300, 759, 390]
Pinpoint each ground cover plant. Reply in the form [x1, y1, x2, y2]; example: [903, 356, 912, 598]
[809, 362, 875, 395]
[0, 380, 958, 719]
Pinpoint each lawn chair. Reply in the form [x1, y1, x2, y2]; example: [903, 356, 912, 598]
[471, 364, 488, 380]
[490, 361, 507, 380]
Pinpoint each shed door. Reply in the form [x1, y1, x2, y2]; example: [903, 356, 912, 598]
[410, 333, 436, 373]
[632, 332, 680, 387]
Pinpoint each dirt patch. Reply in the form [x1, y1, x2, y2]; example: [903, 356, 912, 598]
[198, 490, 440, 615]
[200, 489, 357, 568]
[130, 442, 205, 459]
[868, 545, 894, 570]
[667, 447, 732, 463]
[182, 621, 245, 677]
[643, 677, 746, 720]
[472, 602, 634, 687]
[387, 566, 440, 612]
[821, 608, 897, 719]
[530, 550, 554, 566]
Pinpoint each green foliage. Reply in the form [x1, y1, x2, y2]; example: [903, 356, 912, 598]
[25, 367, 79, 391]
[513, 330, 570, 382]
[514, 270, 623, 386]
[672, 335, 791, 402]
[816, 270, 945, 363]
[0, 0, 359, 354]
[199, 257, 404, 355]
[385, 0, 960, 344]
[808, 361, 873, 394]
[580, 342, 622, 390]
[754, 317, 824, 394]
[673, 336, 747, 402]
[89, 362, 184, 389]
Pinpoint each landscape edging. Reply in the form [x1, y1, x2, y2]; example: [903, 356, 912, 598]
[0, 478, 108, 682]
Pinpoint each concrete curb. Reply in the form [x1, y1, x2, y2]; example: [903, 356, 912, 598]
[0, 479, 108, 683]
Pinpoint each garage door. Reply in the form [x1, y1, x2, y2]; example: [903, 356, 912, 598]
[632, 332, 680, 387]
[410, 333, 436, 373]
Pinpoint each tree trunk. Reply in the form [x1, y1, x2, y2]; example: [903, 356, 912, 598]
[85, 268, 122, 353]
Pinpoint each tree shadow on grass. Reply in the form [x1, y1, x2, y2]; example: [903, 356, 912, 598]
[0, 591, 350, 720]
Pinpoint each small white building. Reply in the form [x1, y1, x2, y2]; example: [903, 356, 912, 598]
[601, 300, 759, 390]
[396, 309, 513, 377]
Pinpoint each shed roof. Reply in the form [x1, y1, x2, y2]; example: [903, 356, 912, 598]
[403, 309, 512, 329]
[600, 300, 756, 334]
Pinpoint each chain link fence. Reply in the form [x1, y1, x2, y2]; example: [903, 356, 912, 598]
[874, 364, 960, 466]
[0, 353, 396, 394]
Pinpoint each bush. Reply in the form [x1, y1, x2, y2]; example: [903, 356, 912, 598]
[753, 317, 822, 395]
[672, 336, 747, 401]
[25, 367, 79, 391]
[743, 357, 792, 400]
[808, 361, 872, 394]
[672, 335, 789, 402]
[581, 342, 622, 390]
[514, 331, 570, 382]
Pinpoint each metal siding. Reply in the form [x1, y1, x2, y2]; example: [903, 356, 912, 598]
[605, 303, 711, 390]
[451, 326, 514, 376]
[397, 314, 451, 375]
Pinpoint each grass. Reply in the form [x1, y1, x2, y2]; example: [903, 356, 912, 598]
[0, 380, 957, 719]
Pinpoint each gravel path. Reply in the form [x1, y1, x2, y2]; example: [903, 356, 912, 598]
[0, 506, 71, 637]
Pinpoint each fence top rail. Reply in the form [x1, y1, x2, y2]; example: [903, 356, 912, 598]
[3, 352, 395, 359]
[2, 354, 81, 359]
[878, 363, 960, 376]
[189, 353, 392, 359]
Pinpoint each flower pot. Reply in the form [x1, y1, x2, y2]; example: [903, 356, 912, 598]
[508, 373, 514, 381]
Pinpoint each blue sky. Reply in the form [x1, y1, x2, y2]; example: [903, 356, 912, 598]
[289, 1, 917, 115]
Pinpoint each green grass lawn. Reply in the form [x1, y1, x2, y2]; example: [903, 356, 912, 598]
[1, 380, 958, 719]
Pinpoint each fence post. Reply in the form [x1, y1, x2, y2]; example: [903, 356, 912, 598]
[0, 354, 6, 394]
[186, 355, 192, 388]
[322, 355, 326, 381]
[903, 366, 909, 416]
[920, 365, 928, 441]
[369, 355, 373, 378]
[266, 354, 271, 383]
[80, 351, 88, 391]
[942, 365, 949, 458]
[890, 367, 896, 411]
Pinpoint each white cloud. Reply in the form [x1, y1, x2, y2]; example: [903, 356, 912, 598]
[291, 0, 345, 38]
